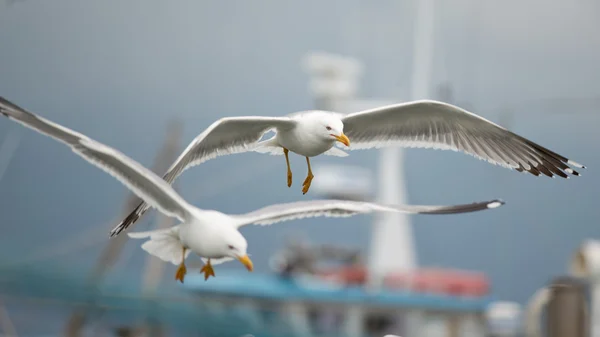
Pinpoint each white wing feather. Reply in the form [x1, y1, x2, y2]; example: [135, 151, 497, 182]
[111, 115, 297, 236]
[163, 116, 296, 181]
[0, 97, 195, 223]
[232, 199, 504, 227]
[127, 226, 188, 265]
[323, 147, 349, 157]
[341, 100, 584, 178]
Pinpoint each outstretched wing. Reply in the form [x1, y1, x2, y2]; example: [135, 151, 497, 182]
[341, 100, 584, 178]
[0, 97, 195, 223]
[110, 115, 297, 236]
[232, 198, 504, 227]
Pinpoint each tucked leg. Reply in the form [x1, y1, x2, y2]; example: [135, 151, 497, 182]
[200, 259, 216, 281]
[284, 148, 292, 187]
[302, 157, 314, 195]
[175, 247, 187, 283]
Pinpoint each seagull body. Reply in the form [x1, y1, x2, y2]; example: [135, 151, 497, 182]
[0, 96, 504, 282]
[270, 111, 348, 157]
[109, 99, 585, 237]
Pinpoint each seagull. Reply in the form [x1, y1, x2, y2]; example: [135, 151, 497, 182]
[0, 96, 504, 282]
[110, 99, 584, 237]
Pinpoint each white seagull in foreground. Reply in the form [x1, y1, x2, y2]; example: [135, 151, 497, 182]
[110, 99, 585, 237]
[0, 96, 504, 282]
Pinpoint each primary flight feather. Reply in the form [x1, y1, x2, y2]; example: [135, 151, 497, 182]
[0, 96, 505, 282]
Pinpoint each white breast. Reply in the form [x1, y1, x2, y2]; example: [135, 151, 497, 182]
[277, 113, 336, 157]
[178, 211, 229, 258]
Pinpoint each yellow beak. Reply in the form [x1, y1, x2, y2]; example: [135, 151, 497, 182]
[334, 133, 350, 147]
[238, 254, 254, 271]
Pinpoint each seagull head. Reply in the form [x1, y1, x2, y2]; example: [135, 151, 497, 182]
[224, 229, 253, 272]
[318, 114, 350, 147]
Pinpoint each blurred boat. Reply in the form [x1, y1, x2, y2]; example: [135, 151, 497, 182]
[180, 240, 494, 337]
[0, 240, 496, 337]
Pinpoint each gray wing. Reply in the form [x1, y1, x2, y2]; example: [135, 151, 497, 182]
[232, 198, 504, 227]
[341, 100, 585, 178]
[0, 97, 195, 223]
[110, 115, 296, 237]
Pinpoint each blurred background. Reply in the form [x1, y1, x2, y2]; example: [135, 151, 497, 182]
[0, 0, 599, 336]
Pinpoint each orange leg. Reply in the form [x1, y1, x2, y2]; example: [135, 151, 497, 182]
[200, 259, 216, 281]
[284, 148, 292, 187]
[175, 247, 187, 283]
[301, 157, 314, 195]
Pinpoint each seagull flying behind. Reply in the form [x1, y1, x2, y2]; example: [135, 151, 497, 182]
[109, 100, 584, 237]
[0, 96, 505, 282]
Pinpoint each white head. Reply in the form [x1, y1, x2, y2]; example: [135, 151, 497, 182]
[221, 227, 253, 272]
[306, 112, 350, 147]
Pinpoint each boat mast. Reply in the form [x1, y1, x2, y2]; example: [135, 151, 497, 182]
[366, 0, 436, 290]
[304, 0, 436, 290]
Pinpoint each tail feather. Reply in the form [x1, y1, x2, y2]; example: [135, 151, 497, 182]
[253, 137, 349, 157]
[252, 137, 283, 156]
[128, 225, 187, 265]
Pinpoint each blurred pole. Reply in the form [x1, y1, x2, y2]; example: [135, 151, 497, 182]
[524, 286, 551, 337]
[0, 128, 21, 186]
[570, 240, 600, 337]
[140, 212, 175, 293]
[88, 119, 183, 283]
[137, 208, 176, 337]
[524, 276, 589, 337]
[303, 0, 436, 331]
[133, 121, 182, 337]
[139, 122, 183, 296]
[546, 276, 588, 337]
[0, 298, 17, 337]
[64, 120, 183, 337]
[367, 0, 436, 291]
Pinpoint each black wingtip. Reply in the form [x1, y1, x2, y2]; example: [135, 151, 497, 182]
[108, 228, 120, 238]
[109, 220, 126, 238]
[109, 222, 127, 238]
[0, 96, 26, 113]
[109, 228, 119, 238]
[109, 211, 141, 238]
[0, 97, 16, 118]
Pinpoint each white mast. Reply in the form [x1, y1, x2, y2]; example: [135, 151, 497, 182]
[303, 0, 436, 291]
[366, 0, 436, 290]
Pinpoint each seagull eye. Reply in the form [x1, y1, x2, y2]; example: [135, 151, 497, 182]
[228, 245, 235, 250]
[326, 126, 332, 131]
